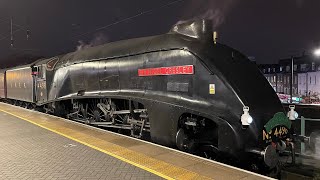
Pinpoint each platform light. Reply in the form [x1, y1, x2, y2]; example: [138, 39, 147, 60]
[287, 105, 298, 120]
[241, 106, 253, 126]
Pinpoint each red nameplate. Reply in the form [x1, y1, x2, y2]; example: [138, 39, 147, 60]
[138, 65, 194, 76]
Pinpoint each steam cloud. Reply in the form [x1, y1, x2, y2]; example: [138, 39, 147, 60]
[176, 0, 238, 28]
[309, 131, 320, 160]
[76, 33, 108, 51]
[314, 136, 320, 159]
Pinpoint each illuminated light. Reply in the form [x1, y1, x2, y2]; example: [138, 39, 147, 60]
[247, 116, 253, 124]
[287, 105, 298, 120]
[241, 106, 253, 126]
[314, 48, 320, 57]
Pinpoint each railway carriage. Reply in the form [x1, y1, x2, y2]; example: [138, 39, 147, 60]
[0, 70, 6, 99]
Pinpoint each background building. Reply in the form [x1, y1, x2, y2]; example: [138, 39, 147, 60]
[258, 55, 320, 103]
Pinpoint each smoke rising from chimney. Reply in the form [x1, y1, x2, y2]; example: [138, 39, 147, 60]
[76, 33, 108, 51]
[175, 0, 238, 28]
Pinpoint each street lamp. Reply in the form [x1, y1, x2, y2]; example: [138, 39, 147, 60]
[314, 48, 320, 57]
[290, 56, 294, 103]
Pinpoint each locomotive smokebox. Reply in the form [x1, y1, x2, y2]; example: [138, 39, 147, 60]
[170, 19, 213, 41]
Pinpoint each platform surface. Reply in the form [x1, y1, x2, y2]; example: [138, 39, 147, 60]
[0, 102, 271, 180]
[0, 105, 160, 180]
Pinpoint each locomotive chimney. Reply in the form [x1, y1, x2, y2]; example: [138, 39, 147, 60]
[170, 19, 213, 41]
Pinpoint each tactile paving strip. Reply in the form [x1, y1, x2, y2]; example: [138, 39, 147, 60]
[0, 103, 270, 180]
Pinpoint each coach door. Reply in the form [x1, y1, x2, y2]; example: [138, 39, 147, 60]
[34, 65, 48, 103]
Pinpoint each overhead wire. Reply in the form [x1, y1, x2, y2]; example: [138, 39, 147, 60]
[74, 0, 187, 39]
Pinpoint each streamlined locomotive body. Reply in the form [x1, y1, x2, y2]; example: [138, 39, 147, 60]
[0, 19, 294, 172]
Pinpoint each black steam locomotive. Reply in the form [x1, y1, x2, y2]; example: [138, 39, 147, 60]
[0, 19, 295, 173]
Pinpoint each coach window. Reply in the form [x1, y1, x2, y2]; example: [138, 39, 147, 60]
[36, 66, 45, 79]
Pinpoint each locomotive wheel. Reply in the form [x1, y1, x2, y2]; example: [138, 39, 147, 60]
[87, 104, 104, 124]
[93, 109, 101, 122]
[176, 128, 186, 150]
[176, 128, 195, 152]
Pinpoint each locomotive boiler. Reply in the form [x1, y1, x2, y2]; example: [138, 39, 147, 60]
[0, 19, 295, 173]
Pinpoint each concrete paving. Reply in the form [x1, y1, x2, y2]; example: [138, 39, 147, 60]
[0, 103, 272, 180]
[0, 109, 160, 180]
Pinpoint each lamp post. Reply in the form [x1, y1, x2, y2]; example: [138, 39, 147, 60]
[290, 56, 294, 103]
[306, 48, 320, 104]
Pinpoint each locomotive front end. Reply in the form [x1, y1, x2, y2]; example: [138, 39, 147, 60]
[170, 19, 296, 172]
[209, 46, 295, 172]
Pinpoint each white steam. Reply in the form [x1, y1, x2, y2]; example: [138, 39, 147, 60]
[76, 33, 108, 51]
[305, 131, 320, 160]
[310, 133, 320, 160]
[176, 0, 238, 28]
[314, 136, 320, 159]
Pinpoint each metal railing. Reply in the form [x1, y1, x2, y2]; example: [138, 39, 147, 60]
[294, 116, 320, 155]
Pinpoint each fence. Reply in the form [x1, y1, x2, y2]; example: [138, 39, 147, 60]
[293, 116, 320, 155]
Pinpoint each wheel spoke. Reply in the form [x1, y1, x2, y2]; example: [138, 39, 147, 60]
[87, 112, 94, 117]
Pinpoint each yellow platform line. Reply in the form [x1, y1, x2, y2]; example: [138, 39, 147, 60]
[0, 107, 211, 180]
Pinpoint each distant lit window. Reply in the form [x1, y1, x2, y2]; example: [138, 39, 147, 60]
[286, 66, 290, 72]
[287, 76, 290, 83]
[301, 64, 307, 71]
[273, 76, 276, 82]
[263, 69, 266, 73]
[280, 66, 283, 71]
[310, 76, 312, 84]
[273, 68, 276, 72]
[268, 68, 271, 72]
[312, 62, 315, 71]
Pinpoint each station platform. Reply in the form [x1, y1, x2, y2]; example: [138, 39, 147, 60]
[0, 102, 271, 180]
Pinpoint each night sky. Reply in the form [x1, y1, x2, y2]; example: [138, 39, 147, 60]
[0, 0, 319, 64]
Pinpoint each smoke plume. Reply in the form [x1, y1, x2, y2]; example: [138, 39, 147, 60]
[176, 0, 238, 28]
[76, 33, 108, 51]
